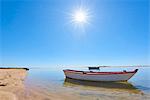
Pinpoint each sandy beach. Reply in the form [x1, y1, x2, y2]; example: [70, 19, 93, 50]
[0, 68, 78, 100]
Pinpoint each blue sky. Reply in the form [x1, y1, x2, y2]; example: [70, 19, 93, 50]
[1, 0, 149, 67]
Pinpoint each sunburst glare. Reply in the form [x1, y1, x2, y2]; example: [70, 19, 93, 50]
[67, 4, 92, 33]
[73, 9, 88, 23]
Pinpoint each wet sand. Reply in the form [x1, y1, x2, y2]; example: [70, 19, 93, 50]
[0, 68, 150, 100]
[0, 85, 79, 100]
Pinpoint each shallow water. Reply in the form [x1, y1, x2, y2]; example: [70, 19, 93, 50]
[24, 67, 150, 100]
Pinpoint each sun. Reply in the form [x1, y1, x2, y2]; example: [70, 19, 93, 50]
[71, 8, 89, 26]
[65, 3, 92, 34]
[73, 10, 87, 23]
[68, 6, 91, 32]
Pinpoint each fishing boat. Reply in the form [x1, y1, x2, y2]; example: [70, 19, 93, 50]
[63, 69, 138, 82]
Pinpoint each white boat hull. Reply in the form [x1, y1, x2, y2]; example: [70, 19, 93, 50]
[63, 69, 138, 82]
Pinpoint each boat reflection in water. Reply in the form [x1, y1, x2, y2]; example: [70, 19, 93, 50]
[64, 78, 142, 94]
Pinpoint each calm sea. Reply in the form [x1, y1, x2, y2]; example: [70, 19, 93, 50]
[24, 66, 150, 99]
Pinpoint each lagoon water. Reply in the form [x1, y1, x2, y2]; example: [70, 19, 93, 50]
[24, 67, 150, 100]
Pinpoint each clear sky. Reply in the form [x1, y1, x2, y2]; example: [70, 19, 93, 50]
[1, 0, 149, 67]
